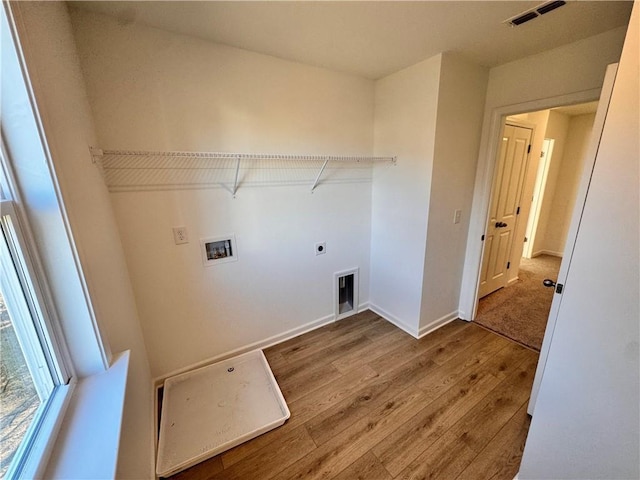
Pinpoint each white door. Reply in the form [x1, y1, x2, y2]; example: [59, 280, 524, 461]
[520, 28, 637, 474]
[478, 124, 532, 298]
[527, 63, 618, 416]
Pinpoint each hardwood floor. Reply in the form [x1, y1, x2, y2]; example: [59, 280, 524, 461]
[166, 310, 538, 480]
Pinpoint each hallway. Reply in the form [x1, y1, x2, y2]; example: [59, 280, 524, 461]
[475, 255, 561, 351]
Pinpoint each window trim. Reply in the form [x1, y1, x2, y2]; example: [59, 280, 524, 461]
[1, 2, 124, 475]
[2, 203, 62, 393]
[0, 149, 73, 384]
[2, 1, 111, 375]
[1, 154, 75, 479]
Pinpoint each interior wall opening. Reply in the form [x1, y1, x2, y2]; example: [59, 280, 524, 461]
[474, 100, 600, 352]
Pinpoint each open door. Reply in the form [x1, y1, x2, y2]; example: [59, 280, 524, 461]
[527, 62, 618, 415]
[478, 124, 532, 298]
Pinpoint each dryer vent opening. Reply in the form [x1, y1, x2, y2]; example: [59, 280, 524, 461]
[335, 268, 359, 320]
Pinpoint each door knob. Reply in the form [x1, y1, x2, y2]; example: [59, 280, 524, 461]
[495, 221, 508, 228]
[543, 279, 556, 288]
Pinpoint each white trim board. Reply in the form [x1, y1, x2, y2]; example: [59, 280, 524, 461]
[368, 304, 460, 339]
[45, 352, 129, 479]
[153, 301, 371, 386]
[368, 304, 419, 338]
[417, 311, 460, 339]
[153, 303, 460, 393]
[153, 313, 333, 386]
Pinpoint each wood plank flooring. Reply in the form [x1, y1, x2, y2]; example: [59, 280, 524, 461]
[166, 310, 538, 480]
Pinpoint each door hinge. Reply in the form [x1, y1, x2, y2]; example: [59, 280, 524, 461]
[481, 234, 485, 241]
[516, 206, 520, 215]
[524, 236, 528, 242]
[527, 144, 532, 154]
[556, 283, 564, 294]
[507, 261, 511, 269]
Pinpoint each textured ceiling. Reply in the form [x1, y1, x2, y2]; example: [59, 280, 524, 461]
[70, 1, 633, 79]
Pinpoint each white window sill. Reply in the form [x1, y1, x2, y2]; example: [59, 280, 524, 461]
[43, 351, 130, 479]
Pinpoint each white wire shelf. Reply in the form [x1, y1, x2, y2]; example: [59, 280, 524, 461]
[90, 148, 396, 195]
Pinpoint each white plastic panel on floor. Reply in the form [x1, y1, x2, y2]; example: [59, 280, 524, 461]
[156, 350, 290, 477]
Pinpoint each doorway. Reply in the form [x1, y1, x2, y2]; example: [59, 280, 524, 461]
[474, 101, 599, 350]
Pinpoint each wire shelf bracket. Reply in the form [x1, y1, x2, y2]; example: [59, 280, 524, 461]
[232, 156, 241, 197]
[310, 157, 330, 193]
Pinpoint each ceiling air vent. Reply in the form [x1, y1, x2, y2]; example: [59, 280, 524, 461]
[505, 0, 567, 27]
[537, 1, 567, 15]
[511, 11, 538, 26]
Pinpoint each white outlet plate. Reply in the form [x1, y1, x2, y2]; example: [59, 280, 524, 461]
[173, 226, 189, 245]
[453, 210, 462, 224]
[315, 242, 326, 255]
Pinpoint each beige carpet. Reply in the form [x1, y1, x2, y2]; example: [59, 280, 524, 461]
[475, 255, 561, 351]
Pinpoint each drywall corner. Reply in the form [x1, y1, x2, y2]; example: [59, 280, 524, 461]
[420, 52, 488, 329]
[370, 54, 442, 332]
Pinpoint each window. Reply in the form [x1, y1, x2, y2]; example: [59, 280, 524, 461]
[0, 151, 72, 479]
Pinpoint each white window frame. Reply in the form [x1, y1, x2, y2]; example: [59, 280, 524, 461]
[1, 147, 75, 479]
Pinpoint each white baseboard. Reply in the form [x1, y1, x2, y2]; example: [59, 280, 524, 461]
[153, 313, 335, 386]
[417, 310, 459, 338]
[357, 302, 370, 314]
[153, 303, 458, 386]
[368, 303, 419, 338]
[532, 249, 563, 258]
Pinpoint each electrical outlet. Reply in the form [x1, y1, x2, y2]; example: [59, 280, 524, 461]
[453, 209, 462, 224]
[173, 226, 189, 245]
[315, 242, 326, 255]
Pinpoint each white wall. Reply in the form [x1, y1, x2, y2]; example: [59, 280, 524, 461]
[519, 2, 639, 475]
[70, 8, 375, 378]
[371, 52, 487, 335]
[484, 26, 628, 110]
[420, 53, 488, 330]
[459, 25, 627, 318]
[8, 3, 153, 478]
[69, 8, 373, 155]
[370, 55, 441, 335]
[542, 113, 595, 254]
[532, 110, 570, 256]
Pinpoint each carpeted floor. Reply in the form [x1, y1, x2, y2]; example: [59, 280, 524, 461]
[475, 255, 562, 351]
